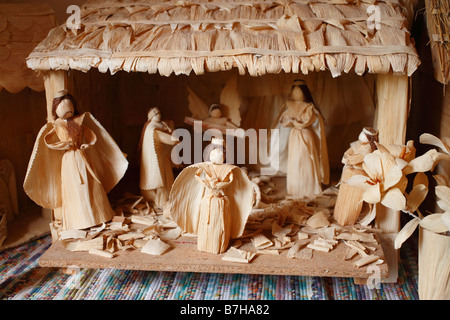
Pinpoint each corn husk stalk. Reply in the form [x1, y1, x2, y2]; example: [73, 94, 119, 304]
[334, 166, 366, 226]
[418, 228, 450, 300]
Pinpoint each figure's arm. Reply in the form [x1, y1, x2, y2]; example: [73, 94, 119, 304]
[80, 125, 97, 150]
[155, 130, 179, 145]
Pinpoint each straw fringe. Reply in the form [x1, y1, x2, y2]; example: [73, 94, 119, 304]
[26, 0, 420, 77]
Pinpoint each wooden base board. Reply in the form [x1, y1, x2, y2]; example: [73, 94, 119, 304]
[39, 233, 389, 278]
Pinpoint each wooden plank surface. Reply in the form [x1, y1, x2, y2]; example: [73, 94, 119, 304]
[39, 233, 389, 279]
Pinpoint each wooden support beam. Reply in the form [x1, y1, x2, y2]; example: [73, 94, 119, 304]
[373, 73, 410, 283]
[43, 70, 68, 122]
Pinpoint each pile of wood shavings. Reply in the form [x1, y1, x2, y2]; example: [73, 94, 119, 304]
[222, 183, 385, 268]
[59, 194, 182, 258]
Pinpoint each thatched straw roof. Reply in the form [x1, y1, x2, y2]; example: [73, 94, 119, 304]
[27, 0, 420, 78]
[0, 4, 56, 93]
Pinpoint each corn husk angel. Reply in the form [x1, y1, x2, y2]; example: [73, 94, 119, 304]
[139, 107, 179, 208]
[334, 127, 379, 226]
[169, 138, 260, 254]
[184, 74, 242, 136]
[23, 90, 128, 231]
[280, 79, 329, 198]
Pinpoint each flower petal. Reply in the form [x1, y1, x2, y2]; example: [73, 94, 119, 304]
[420, 133, 450, 155]
[394, 218, 419, 249]
[435, 186, 450, 211]
[384, 165, 403, 190]
[405, 184, 428, 213]
[362, 183, 381, 204]
[413, 172, 429, 188]
[343, 175, 371, 190]
[419, 214, 448, 233]
[442, 212, 450, 232]
[381, 188, 406, 211]
[363, 151, 383, 181]
[433, 174, 449, 187]
[403, 149, 450, 175]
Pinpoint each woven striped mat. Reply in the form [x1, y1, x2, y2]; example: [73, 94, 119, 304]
[0, 235, 419, 300]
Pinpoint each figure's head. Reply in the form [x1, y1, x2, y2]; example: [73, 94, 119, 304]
[205, 137, 225, 164]
[52, 90, 77, 120]
[209, 104, 223, 119]
[290, 79, 314, 104]
[147, 107, 161, 122]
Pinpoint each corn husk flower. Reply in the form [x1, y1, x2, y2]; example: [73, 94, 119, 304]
[344, 141, 413, 212]
[394, 133, 450, 250]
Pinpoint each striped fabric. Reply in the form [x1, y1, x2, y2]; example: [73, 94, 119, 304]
[0, 235, 419, 300]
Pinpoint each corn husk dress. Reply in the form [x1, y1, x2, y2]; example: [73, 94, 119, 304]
[139, 121, 175, 207]
[333, 140, 373, 225]
[281, 100, 329, 198]
[23, 113, 128, 231]
[169, 162, 258, 254]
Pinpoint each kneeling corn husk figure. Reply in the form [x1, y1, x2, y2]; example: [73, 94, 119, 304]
[334, 127, 379, 226]
[23, 90, 128, 231]
[169, 138, 259, 254]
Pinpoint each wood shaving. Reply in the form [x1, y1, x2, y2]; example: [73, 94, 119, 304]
[141, 239, 171, 256]
[306, 211, 330, 228]
[89, 248, 114, 258]
[222, 247, 256, 263]
[62, 237, 103, 252]
[60, 229, 87, 240]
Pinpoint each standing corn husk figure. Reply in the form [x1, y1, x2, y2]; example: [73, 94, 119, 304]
[280, 80, 329, 198]
[139, 107, 179, 208]
[334, 127, 379, 226]
[169, 138, 259, 254]
[23, 90, 128, 231]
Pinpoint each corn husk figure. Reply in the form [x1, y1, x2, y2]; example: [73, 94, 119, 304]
[280, 80, 329, 198]
[169, 138, 259, 254]
[334, 127, 379, 226]
[139, 107, 178, 208]
[23, 90, 128, 231]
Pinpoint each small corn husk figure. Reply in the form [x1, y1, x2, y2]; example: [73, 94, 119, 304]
[203, 104, 238, 129]
[139, 107, 179, 208]
[169, 138, 259, 254]
[334, 127, 379, 226]
[280, 80, 329, 198]
[23, 90, 128, 231]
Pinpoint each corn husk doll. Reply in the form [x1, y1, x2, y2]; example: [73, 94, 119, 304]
[169, 138, 260, 254]
[280, 80, 329, 198]
[139, 107, 179, 208]
[333, 127, 379, 226]
[23, 90, 128, 231]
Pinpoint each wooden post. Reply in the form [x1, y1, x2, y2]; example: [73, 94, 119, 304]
[373, 73, 410, 283]
[42, 70, 68, 238]
[43, 70, 68, 122]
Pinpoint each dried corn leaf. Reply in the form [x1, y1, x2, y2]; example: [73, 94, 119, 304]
[307, 243, 330, 252]
[272, 222, 292, 238]
[63, 237, 103, 252]
[436, 186, 450, 212]
[394, 218, 420, 249]
[403, 149, 449, 175]
[306, 211, 330, 229]
[60, 229, 87, 240]
[442, 212, 450, 232]
[251, 233, 272, 249]
[433, 174, 449, 187]
[354, 254, 380, 268]
[419, 133, 450, 154]
[117, 232, 145, 241]
[159, 227, 182, 240]
[141, 238, 171, 255]
[131, 215, 156, 226]
[381, 188, 406, 211]
[222, 247, 256, 263]
[257, 249, 280, 255]
[413, 172, 429, 188]
[344, 248, 358, 260]
[419, 214, 448, 234]
[88, 248, 114, 259]
[405, 184, 428, 213]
